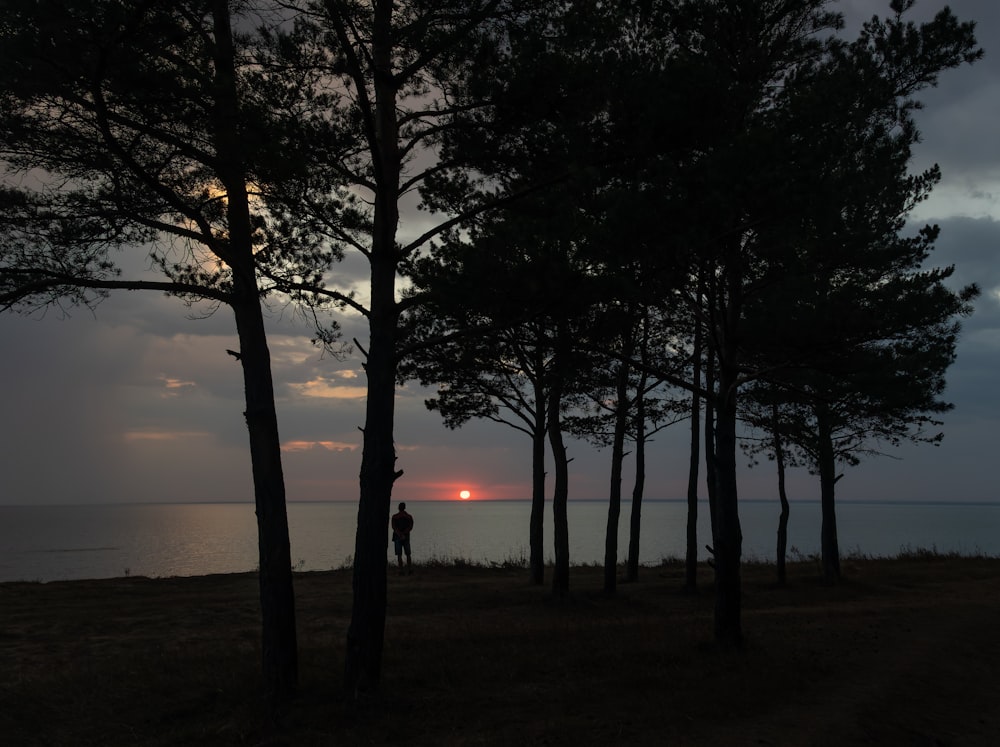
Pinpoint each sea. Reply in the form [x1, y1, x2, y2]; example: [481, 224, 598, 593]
[0, 499, 997, 583]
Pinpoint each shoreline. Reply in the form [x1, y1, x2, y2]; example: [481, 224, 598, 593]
[4, 544, 998, 586]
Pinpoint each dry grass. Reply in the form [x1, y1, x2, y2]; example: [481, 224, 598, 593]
[3, 557, 999, 746]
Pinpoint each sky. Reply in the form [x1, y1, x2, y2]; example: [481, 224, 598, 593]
[2, 1, 999, 507]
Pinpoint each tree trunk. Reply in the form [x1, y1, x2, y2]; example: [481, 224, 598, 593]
[232, 292, 299, 705]
[344, 275, 398, 695]
[549, 363, 570, 598]
[604, 357, 631, 596]
[704, 344, 718, 540]
[625, 372, 647, 583]
[529, 370, 546, 585]
[211, 1, 297, 704]
[684, 313, 703, 593]
[817, 402, 841, 584]
[712, 367, 743, 647]
[345, 0, 401, 697]
[712, 257, 743, 647]
[772, 402, 790, 586]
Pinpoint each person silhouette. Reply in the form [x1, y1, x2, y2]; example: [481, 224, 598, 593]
[391, 502, 414, 574]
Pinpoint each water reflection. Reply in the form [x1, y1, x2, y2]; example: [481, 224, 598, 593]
[1, 500, 997, 582]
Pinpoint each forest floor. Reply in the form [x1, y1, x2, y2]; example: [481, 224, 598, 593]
[2, 554, 999, 746]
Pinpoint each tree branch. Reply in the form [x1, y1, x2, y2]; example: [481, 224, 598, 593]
[1, 270, 234, 311]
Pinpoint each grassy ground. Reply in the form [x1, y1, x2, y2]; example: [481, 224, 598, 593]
[3, 556, 999, 746]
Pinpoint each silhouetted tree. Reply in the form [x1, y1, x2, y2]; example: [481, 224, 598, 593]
[563, 304, 684, 593]
[400, 301, 556, 587]
[0, 0, 345, 702]
[745, 295, 975, 585]
[633, 0, 979, 644]
[405, 191, 603, 597]
[405, 1, 624, 596]
[771, 402, 792, 586]
[271, 0, 552, 694]
[730, 0, 982, 584]
[741, 391, 799, 585]
[683, 269, 708, 593]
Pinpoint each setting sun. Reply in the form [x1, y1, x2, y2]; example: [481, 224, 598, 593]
[459, 490, 471, 500]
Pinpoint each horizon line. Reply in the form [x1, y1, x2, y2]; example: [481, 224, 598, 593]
[2, 498, 998, 508]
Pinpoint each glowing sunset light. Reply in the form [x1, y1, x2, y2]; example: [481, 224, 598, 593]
[459, 490, 471, 500]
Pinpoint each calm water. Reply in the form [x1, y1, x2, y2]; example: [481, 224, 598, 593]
[0, 500, 997, 582]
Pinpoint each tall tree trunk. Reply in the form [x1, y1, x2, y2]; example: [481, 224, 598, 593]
[684, 312, 703, 593]
[712, 257, 743, 647]
[604, 354, 632, 596]
[549, 362, 570, 598]
[625, 372, 647, 583]
[529, 365, 546, 585]
[704, 344, 718, 540]
[817, 402, 841, 584]
[232, 292, 299, 704]
[712, 367, 743, 647]
[211, 1, 297, 703]
[345, 0, 401, 696]
[345, 270, 398, 695]
[772, 402, 790, 586]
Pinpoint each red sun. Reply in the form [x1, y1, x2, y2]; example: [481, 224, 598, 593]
[459, 490, 471, 500]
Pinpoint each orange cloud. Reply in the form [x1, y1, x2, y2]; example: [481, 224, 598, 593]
[282, 440, 359, 453]
[159, 376, 196, 398]
[124, 430, 210, 442]
[269, 338, 315, 366]
[289, 376, 368, 399]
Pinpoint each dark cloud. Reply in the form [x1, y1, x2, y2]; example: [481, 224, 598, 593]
[923, 216, 1000, 334]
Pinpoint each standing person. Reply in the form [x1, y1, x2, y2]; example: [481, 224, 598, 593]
[391, 502, 414, 574]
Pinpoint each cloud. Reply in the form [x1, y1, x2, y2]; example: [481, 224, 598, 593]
[281, 440, 358, 452]
[123, 429, 212, 442]
[929, 216, 1000, 283]
[288, 376, 368, 399]
[159, 376, 197, 397]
